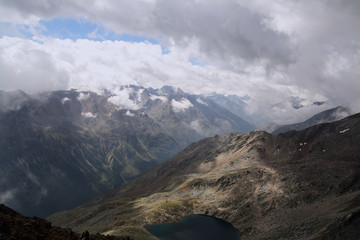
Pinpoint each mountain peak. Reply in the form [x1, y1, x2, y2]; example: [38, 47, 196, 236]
[160, 85, 184, 95]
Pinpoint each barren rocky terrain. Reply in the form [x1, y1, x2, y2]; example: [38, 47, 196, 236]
[48, 113, 360, 239]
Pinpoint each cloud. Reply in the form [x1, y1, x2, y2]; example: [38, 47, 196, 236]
[0, 36, 252, 96]
[0, 37, 69, 93]
[149, 94, 167, 102]
[153, 0, 294, 68]
[0, 0, 359, 123]
[196, 98, 208, 106]
[108, 87, 140, 110]
[190, 120, 204, 135]
[0, 189, 17, 205]
[82, 112, 97, 118]
[0, 0, 294, 67]
[125, 110, 135, 117]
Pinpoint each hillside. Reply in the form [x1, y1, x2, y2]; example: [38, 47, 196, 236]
[49, 113, 360, 239]
[0, 86, 254, 217]
[0, 204, 137, 240]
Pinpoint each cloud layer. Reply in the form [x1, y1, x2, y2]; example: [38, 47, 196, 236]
[0, 0, 359, 123]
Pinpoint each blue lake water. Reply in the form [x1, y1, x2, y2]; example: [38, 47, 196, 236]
[145, 215, 241, 240]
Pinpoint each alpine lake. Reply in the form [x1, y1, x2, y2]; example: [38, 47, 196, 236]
[145, 215, 241, 240]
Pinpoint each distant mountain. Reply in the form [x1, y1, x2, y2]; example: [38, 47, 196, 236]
[257, 121, 280, 133]
[131, 86, 255, 145]
[206, 93, 248, 119]
[0, 86, 255, 217]
[0, 90, 31, 112]
[49, 113, 360, 239]
[208, 93, 330, 128]
[206, 93, 262, 126]
[272, 106, 352, 134]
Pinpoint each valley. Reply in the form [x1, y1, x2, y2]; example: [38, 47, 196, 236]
[0, 86, 254, 217]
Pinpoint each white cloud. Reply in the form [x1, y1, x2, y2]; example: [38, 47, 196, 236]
[77, 92, 90, 101]
[190, 120, 204, 134]
[107, 87, 139, 110]
[82, 112, 96, 118]
[125, 110, 135, 116]
[0, 37, 69, 93]
[171, 98, 193, 112]
[149, 94, 167, 102]
[0, 36, 254, 97]
[0, 189, 17, 204]
[61, 97, 71, 104]
[196, 98, 208, 106]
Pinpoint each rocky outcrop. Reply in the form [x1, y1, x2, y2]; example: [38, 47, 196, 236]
[0, 204, 132, 240]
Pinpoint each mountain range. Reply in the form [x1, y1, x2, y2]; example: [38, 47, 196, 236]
[48, 113, 360, 239]
[0, 86, 254, 217]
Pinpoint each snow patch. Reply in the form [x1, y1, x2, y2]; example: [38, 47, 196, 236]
[61, 97, 71, 104]
[339, 128, 350, 133]
[136, 89, 145, 103]
[77, 92, 90, 101]
[171, 98, 193, 112]
[125, 110, 135, 116]
[150, 94, 167, 102]
[82, 112, 96, 118]
[196, 98, 208, 106]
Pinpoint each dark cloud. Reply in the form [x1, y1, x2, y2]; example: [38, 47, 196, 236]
[152, 0, 294, 69]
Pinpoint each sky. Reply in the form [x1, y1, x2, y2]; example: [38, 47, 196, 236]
[0, 0, 359, 124]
